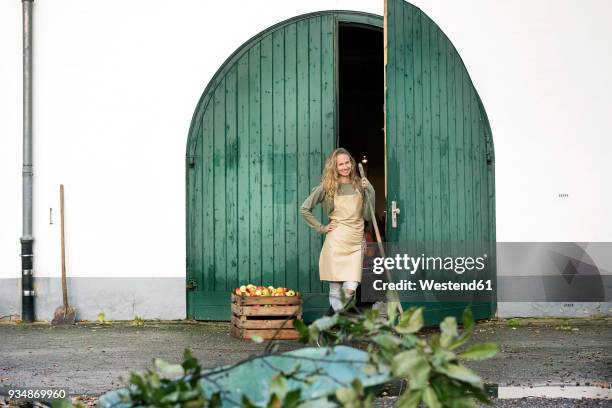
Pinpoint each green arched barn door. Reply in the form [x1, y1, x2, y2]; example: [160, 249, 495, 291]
[187, 5, 496, 324]
[186, 12, 381, 320]
[385, 0, 496, 323]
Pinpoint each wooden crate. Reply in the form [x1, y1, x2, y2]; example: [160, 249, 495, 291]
[230, 293, 302, 340]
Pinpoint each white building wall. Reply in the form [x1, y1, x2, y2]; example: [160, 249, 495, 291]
[0, 0, 610, 320]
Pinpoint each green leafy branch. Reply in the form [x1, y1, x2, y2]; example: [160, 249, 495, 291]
[293, 305, 499, 408]
[119, 349, 221, 408]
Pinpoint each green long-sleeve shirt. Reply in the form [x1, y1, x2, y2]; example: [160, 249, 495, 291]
[299, 182, 375, 234]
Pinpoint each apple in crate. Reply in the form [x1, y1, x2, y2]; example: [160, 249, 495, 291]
[234, 283, 299, 297]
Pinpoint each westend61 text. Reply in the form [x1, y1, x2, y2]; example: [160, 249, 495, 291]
[373, 279, 494, 291]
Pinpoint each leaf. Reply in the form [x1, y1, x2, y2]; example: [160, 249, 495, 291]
[269, 373, 288, 400]
[297, 398, 338, 408]
[448, 333, 470, 350]
[292, 318, 310, 343]
[159, 390, 180, 403]
[436, 364, 483, 388]
[430, 376, 469, 404]
[208, 392, 222, 407]
[51, 400, 76, 408]
[449, 308, 474, 350]
[241, 394, 259, 408]
[365, 308, 379, 322]
[184, 397, 206, 408]
[391, 349, 431, 389]
[149, 372, 161, 389]
[363, 392, 376, 408]
[431, 349, 456, 367]
[395, 389, 422, 408]
[363, 319, 377, 332]
[178, 388, 201, 401]
[458, 342, 499, 360]
[506, 318, 522, 327]
[266, 394, 281, 408]
[129, 373, 146, 392]
[422, 386, 442, 408]
[351, 378, 364, 395]
[250, 334, 264, 344]
[462, 307, 474, 333]
[401, 334, 418, 349]
[439, 317, 458, 347]
[335, 386, 357, 405]
[284, 389, 302, 408]
[310, 315, 338, 332]
[97, 312, 105, 323]
[450, 398, 477, 408]
[386, 288, 401, 305]
[182, 349, 199, 371]
[396, 307, 423, 334]
[372, 333, 402, 351]
[154, 359, 184, 379]
[387, 301, 399, 324]
[463, 383, 492, 404]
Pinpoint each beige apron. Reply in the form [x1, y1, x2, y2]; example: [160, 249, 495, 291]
[319, 192, 364, 282]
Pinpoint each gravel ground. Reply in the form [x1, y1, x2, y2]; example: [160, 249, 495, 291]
[0, 317, 610, 404]
[375, 397, 611, 407]
[3, 395, 607, 407]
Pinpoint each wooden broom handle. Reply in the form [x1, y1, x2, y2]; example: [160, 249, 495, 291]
[358, 164, 385, 258]
[358, 164, 403, 313]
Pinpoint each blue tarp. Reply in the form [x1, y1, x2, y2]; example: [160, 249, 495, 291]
[98, 346, 390, 407]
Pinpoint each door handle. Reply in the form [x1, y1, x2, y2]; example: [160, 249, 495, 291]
[391, 201, 400, 228]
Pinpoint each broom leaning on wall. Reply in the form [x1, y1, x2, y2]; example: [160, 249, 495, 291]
[52, 184, 76, 325]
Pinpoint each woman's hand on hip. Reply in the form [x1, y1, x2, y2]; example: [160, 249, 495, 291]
[325, 220, 338, 233]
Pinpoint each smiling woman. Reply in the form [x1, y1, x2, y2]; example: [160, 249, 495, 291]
[300, 148, 375, 314]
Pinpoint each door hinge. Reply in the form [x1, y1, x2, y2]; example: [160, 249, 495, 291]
[186, 279, 198, 290]
[484, 134, 493, 164]
[186, 156, 197, 169]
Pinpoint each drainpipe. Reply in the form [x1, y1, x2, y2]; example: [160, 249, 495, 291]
[21, 0, 35, 322]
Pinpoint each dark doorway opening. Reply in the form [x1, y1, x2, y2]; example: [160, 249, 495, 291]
[338, 24, 385, 239]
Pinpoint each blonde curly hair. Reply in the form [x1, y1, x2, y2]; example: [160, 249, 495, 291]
[321, 148, 363, 203]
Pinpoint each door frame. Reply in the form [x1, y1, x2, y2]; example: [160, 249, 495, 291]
[333, 15, 384, 148]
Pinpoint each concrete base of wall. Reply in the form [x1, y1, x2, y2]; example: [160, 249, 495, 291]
[2, 278, 610, 321]
[0, 277, 185, 322]
[0, 278, 20, 321]
[497, 302, 611, 318]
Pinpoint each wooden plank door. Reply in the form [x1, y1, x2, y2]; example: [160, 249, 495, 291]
[186, 14, 337, 320]
[384, 0, 496, 324]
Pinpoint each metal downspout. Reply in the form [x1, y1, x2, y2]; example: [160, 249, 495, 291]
[21, 0, 35, 322]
